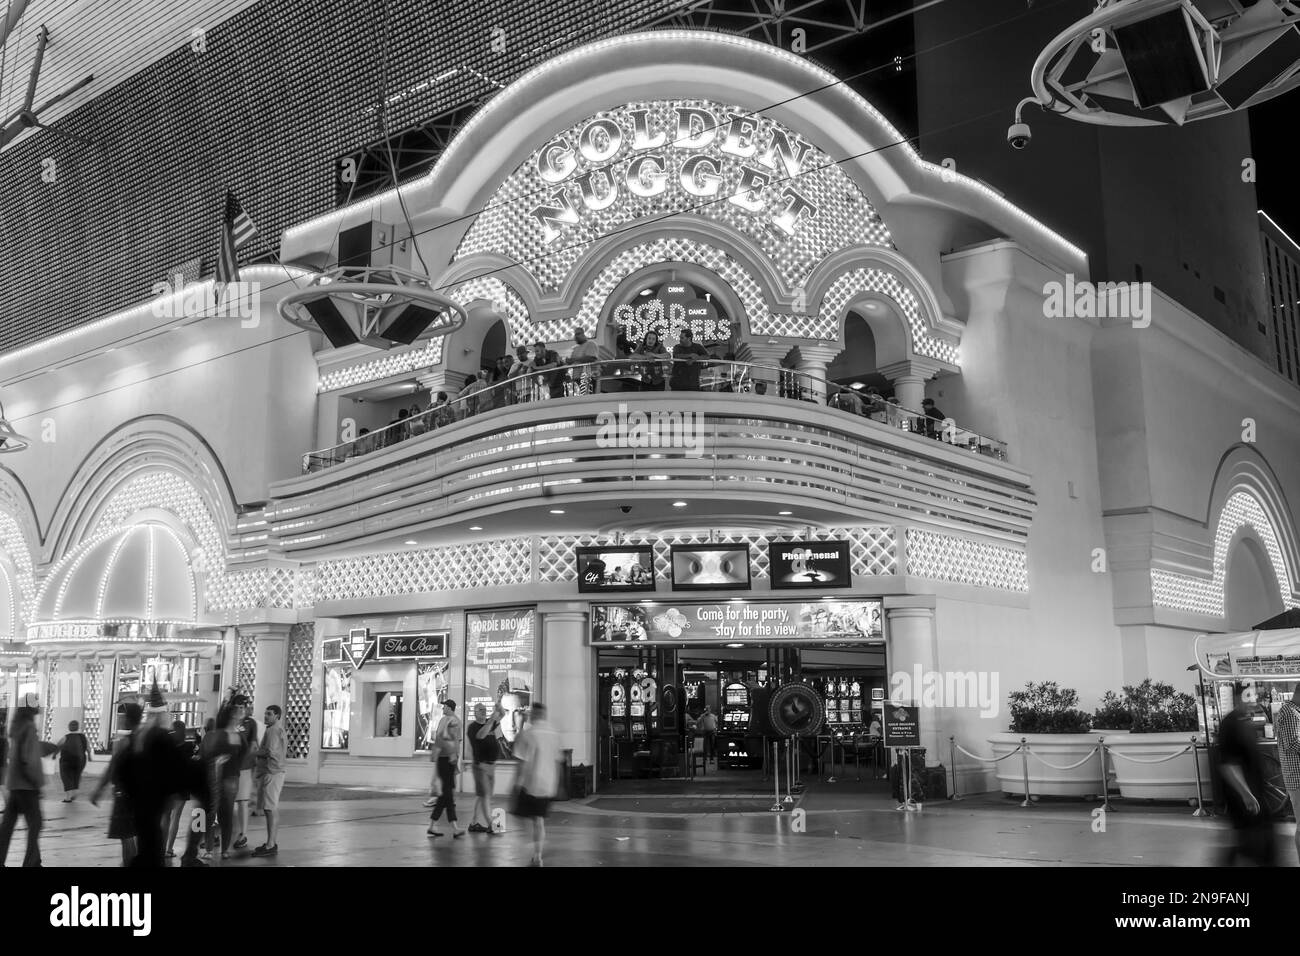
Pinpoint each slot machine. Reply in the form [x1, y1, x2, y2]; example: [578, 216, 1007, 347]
[601, 668, 631, 741]
[629, 667, 658, 741]
[720, 681, 765, 767]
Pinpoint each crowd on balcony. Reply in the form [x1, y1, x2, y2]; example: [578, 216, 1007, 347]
[314, 326, 995, 470]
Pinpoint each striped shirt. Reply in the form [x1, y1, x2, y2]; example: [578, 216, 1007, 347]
[1274, 700, 1300, 791]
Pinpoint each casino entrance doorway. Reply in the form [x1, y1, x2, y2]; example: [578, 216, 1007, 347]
[595, 643, 888, 789]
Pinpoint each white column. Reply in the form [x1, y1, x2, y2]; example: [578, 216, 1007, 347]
[539, 609, 593, 767]
[878, 360, 941, 415]
[243, 623, 291, 717]
[792, 344, 841, 402]
[740, 342, 791, 396]
[885, 599, 941, 767]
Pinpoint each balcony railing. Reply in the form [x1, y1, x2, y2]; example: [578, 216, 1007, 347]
[303, 358, 1007, 472]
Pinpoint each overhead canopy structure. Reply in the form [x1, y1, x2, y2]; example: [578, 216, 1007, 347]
[1194, 627, 1300, 679]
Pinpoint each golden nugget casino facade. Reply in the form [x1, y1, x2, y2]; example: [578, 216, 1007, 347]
[1, 31, 1298, 797]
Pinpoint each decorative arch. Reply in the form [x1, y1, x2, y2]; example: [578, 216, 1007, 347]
[811, 268, 959, 366]
[0, 468, 41, 630]
[1213, 490, 1297, 614]
[44, 417, 237, 575]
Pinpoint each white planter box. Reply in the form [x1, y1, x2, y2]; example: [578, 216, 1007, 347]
[1103, 732, 1209, 802]
[988, 733, 1108, 798]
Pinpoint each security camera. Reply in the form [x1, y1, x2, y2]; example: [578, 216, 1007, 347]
[1007, 97, 1041, 151]
[620, 505, 632, 514]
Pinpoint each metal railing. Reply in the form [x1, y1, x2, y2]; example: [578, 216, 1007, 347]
[303, 358, 1009, 473]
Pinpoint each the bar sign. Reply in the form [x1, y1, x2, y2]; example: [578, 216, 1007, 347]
[374, 631, 450, 660]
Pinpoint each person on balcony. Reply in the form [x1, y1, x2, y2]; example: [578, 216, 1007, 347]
[407, 403, 428, 437]
[532, 340, 566, 399]
[671, 328, 710, 390]
[458, 370, 488, 418]
[568, 326, 600, 395]
[830, 388, 865, 416]
[922, 397, 947, 440]
[863, 387, 888, 422]
[432, 392, 455, 428]
[634, 330, 670, 390]
[508, 346, 534, 404]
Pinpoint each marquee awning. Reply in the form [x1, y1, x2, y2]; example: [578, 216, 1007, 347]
[1194, 628, 1300, 680]
[29, 522, 197, 633]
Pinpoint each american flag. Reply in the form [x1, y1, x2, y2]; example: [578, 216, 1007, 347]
[215, 189, 259, 289]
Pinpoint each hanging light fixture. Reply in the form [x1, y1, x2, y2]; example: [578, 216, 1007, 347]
[0, 401, 32, 454]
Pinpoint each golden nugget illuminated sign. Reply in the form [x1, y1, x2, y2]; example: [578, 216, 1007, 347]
[530, 103, 819, 244]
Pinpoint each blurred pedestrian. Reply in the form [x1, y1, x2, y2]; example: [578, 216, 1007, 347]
[91, 702, 141, 866]
[511, 702, 560, 867]
[0, 693, 44, 867]
[1215, 681, 1277, 866]
[426, 700, 464, 838]
[697, 705, 718, 765]
[57, 720, 92, 802]
[253, 705, 287, 857]
[165, 720, 195, 859]
[122, 682, 178, 868]
[1273, 682, 1300, 864]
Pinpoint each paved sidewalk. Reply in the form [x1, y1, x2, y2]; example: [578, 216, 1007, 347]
[6, 781, 1296, 867]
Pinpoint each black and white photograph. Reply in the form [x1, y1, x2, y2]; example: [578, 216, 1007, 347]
[1, 0, 1298, 934]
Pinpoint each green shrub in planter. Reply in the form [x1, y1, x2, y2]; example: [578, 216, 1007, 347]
[1008, 681, 1092, 734]
[1093, 680, 1198, 733]
[1092, 691, 1133, 731]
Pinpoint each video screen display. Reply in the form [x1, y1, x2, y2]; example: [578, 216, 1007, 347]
[670, 544, 750, 591]
[576, 545, 655, 592]
[769, 540, 852, 589]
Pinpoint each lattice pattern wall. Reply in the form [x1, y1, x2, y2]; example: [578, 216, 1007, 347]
[43, 662, 58, 739]
[455, 99, 892, 293]
[450, 277, 533, 348]
[84, 662, 105, 749]
[285, 623, 314, 759]
[207, 567, 299, 612]
[905, 529, 1028, 592]
[803, 267, 958, 364]
[0, 511, 36, 621]
[317, 340, 444, 393]
[0, 0, 676, 354]
[234, 631, 258, 701]
[93, 471, 225, 571]
[1150, 569, 1221, 617]
[313, 538, 532, 602]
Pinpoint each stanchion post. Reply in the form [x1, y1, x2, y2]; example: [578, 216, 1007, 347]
[827, 734, 837, 784]
[1097, 739, 1113, 812]
[949, 736, 961, 801]
[784, 737, 794, 803]
[1191, 736, 1211, 818]
[770, 740, 782, 812]
[1019, 737, 1032, 808]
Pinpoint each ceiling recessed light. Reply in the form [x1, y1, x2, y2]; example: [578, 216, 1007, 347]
[404, 539, 418, 545]
[469, 526, 483, 531]
[672, 501, 688, 508]
[726, 643, 745, 648]
[639, 288, 654, 296]
[550, 509, 565, 514]
[778, 511, 792, 516]
[850, 382, 865, 390]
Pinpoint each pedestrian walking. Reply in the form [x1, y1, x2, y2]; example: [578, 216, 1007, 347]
[1273, 682, 1300, 864]
[698, 706, 718, 764]
[252, 704, 287, 857]
[120, 682, 178, 868]
[57, 720, 92, 801]
[0, 693, 44, 867]
[511, 702, 560, 867]
[91, 702, 141, 866]
[1215, 681, 1277, 866]
[426, 700, 464, 838]
[467, 703, 503, 833]
[165, 720, 195, 859]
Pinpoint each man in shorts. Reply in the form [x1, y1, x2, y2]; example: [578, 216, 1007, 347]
[231, 694, 259, 851]
[253, 705, 287, 857]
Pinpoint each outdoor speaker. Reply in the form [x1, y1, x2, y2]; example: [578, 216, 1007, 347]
[337, 221, 376, 274]
[1113, 6, 1212, 108]
[304, 297, 359, 349]
[1216, 24, 1300, 109]
[378, 303, 444, 345]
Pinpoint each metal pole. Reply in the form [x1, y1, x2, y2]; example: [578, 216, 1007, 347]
[950, 736, 961, 801]
[784, 737, 794, 804]
[1019, 737, 1032, 808]
[1097, 739, 1113, 812]
[827, 734, 837, 784]
[1191, 737, 1211, 818]
[770, 739, 782, 812]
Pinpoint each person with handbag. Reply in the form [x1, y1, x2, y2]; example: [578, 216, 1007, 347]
[467, 703, 503, 834]
[427, 700, 464, 838]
